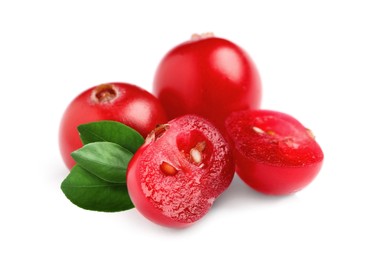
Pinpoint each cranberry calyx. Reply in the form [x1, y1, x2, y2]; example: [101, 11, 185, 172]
[146, 124, 170, 143]
[91, 84, 119, 103]
[191, 32, 214, 41]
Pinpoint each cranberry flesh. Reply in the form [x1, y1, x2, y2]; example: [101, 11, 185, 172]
[225, 110, 324, 195]
[59, 82, 167, 169]
[127, 115, 235, 228]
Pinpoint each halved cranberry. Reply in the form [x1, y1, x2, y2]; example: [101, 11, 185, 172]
[225, 109, 324, 195]
[127, 115, 234, 228]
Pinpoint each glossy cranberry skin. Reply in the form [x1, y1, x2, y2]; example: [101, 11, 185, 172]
[59, 82, 167, 169]
[127, 115, 235, 228]
[153, 35, 262, 134]
[225, 110, 324, 195]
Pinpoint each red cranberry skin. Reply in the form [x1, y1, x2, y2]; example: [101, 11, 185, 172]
[153, 35, 262, 134]
[225, 110, 324, 195]
[59, 82, 167, 169]
[127, 115, 235, 228]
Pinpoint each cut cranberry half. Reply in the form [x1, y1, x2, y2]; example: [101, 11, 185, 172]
[127, 115, 235, 228]
[225, 109, 324, 195]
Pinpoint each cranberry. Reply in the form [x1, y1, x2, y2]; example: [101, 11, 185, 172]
[59, 82, 167, 169]
[127, 115, 235, 228]
[225, 109, 324, 195]
[153, 33, 262, 134]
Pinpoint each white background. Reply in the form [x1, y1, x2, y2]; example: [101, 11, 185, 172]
[1, 0, 369, 259]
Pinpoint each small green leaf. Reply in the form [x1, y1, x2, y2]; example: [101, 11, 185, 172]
[78, 120, 144, 154]
[71, 142, 132, 184]
[61, 165, 134, 212]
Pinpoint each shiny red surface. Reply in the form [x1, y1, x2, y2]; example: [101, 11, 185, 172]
[59, 82, 167, 169]
[153, 36, 262, 134]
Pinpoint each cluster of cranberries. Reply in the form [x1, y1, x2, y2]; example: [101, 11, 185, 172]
[59, 33, 324, 228]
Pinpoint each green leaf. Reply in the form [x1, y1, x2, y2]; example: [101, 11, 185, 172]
[61, 165, 134, 212]
[78, 120, 144, 154]
[71, 142, 132, 184]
